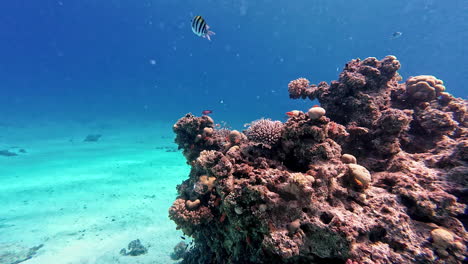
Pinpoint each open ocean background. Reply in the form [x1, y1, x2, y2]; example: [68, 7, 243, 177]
[1, 0, 467, 128]
[0, 1, 467, 263]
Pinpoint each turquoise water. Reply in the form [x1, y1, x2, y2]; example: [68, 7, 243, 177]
[0, 0, 467, 263]
[0, 121, 187, 263]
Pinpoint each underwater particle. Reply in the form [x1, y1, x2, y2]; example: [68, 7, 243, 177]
[149, 59, 156, 65]
[191, 15, 216, 41]
[307, 106, 326, 120]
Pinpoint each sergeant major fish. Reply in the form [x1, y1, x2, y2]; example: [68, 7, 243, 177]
[191, 15, 215, 41]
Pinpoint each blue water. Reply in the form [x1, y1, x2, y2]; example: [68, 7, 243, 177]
[0, 1, 467, 263]
[1, 0, 467, 128]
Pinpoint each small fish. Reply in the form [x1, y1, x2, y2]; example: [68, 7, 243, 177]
[191, 16, 215, 41]
[201, 110, 213, 115]
[391, 31, 402, 39]
[285, 110, 301, 117]
[180, 236, 186, 240]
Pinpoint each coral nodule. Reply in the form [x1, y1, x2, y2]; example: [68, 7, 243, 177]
[169, 56, 467, 264]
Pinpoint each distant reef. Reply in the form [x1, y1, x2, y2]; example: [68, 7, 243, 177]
[168, 56, 467, 264]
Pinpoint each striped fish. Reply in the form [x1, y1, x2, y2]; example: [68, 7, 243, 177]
[191, 15, 215, 41]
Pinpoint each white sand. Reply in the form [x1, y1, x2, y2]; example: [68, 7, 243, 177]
[0, 119, 189, 264]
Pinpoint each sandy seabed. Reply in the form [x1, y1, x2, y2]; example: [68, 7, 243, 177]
[0, 119, 188, 264]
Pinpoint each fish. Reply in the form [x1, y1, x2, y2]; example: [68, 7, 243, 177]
[285, 110, 301, 117]
[191, 16, 216, 41]
[391, 31, 402, 39]
[202, 110, 213, 115]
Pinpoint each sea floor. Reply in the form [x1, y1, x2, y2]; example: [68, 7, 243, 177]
[0, 119, 189, 264]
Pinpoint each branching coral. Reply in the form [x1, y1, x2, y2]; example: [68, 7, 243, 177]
[245, 118, 284, 148]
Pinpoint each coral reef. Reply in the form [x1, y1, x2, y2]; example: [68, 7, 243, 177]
[245, 118, 284, 148]
[169, 56, 467, 264]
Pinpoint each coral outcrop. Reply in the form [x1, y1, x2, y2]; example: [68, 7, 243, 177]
[169, 56, 467, 264]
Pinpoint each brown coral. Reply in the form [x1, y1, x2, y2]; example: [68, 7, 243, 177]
[288, 77, 310, 99]
[406, 75, 445, 102]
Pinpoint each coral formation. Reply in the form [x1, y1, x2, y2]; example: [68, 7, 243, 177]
[245, 118, 284, 148]
[307, 106, 326, 120]
[169, 56, 467, 264]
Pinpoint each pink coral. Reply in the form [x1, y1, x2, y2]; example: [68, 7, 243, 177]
[245, 118, 284, 148]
